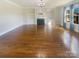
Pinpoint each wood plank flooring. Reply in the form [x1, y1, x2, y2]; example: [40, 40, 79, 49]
[0, 25, 79, 58]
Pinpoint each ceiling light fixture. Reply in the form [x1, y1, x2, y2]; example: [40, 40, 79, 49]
[39, 0, 45, 8]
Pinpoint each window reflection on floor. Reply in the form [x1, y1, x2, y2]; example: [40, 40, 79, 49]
[62, 31, 71, 48]
[61, 31, 79, 57]
[71, 36, 79, 57]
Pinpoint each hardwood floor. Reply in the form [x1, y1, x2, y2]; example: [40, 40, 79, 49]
[0, 25, 79, 58]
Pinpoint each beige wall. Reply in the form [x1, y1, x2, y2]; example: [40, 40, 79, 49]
[49, 6, 64, 26]
[23, 8, 36, 25]
[35, 6, 64, 26]
[0, 0, 23, 36]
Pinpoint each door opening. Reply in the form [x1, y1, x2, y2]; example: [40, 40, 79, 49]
[37, 18, 45, 25]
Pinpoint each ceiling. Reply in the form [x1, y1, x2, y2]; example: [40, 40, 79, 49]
[9, 0, 73, 9]
[9, 0, 48, 8]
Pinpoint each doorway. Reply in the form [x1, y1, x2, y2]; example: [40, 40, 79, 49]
[37, 18, 45, 25]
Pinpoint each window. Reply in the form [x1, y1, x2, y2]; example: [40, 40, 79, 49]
[74, 8, 79, 24]
[66, 14, 71, 22]
[64, 4, 79, 24]
[65, 8, 71, 22]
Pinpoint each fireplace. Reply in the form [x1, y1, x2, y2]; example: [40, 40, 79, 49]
[37, 18, 45, 25]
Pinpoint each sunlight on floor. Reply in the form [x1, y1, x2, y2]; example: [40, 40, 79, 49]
[62, 31, 71, 48]
[61, 31, 79, 57]
[71, 36, 79, 57]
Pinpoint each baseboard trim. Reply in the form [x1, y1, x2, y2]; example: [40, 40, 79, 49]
[0, 24, 23, 37]
[24, 23, 37, 25]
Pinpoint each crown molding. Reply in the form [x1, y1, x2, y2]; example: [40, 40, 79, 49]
[4, 0, 22, 8]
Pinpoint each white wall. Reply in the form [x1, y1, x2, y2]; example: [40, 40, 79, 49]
[0, 0, 24, 36]
[48, 6, 64, 26]
[23, 8, 36, 25]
